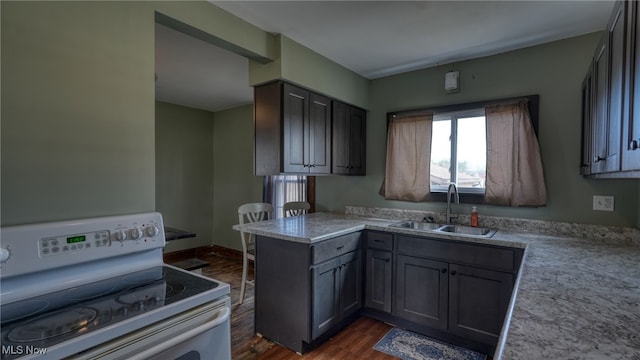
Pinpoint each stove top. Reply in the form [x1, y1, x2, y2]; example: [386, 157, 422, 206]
[0, 265, 224, 359]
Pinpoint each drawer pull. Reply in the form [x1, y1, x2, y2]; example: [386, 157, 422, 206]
[441, 268, 447, 273]
[336, 245, 344, 250]
[385, 258, 391, 263]
[450, 270, 457, 276]
[374, 239, 383, 242]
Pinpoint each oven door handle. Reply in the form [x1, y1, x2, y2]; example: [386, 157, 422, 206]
[127, 305, 231, 360]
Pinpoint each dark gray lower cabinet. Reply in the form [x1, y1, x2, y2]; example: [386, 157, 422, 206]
[311, 250, 361, 339]
[394, 255, 448, 330]
[255, 233, 362, 354]
[448, 264, 514, 345]
[365, 249, 392, 313]
[364, 232, 521, 355]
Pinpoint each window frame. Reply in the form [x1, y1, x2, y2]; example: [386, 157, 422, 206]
[386, 94, 539, 204]
[431, 108, 487, 195]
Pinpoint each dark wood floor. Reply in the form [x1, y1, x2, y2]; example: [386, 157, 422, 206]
[198, 251, 397, 360]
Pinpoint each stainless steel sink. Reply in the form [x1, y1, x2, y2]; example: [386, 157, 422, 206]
[389, 221, 497, 238]
[389, 220, 442, 231]
[436, 225, 496, 237]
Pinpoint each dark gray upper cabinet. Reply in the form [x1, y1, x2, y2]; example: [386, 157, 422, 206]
[582, 0, 640, 177]
[332, 101, 366, 175]
[281, 83, 331, 174]
[254, 80, 367, 176]
[604, 0, 625, 173]
[623, 0, 640, 171]
[581, 64, 593, 175]
[591, 36, 609, 174]
[254, 81, 331, 175]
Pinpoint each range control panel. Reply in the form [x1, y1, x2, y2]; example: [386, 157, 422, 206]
[0, 212, 165, 279]
[40, 230, 110, 257]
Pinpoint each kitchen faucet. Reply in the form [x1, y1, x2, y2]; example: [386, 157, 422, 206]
[446, 183, 459, 224]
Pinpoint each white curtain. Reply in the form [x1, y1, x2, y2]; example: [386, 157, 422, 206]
[263, 175, 307, 218]
[381, 114, 433, 202]
[485, 101, 547, 207]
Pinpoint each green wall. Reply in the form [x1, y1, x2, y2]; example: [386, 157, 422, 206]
[155, 102, 214, 253]
[317, 32, 639, 227]
[1, 2, 156, 225]
[212, 105, 263, 251]
[1, 1, 366, 226]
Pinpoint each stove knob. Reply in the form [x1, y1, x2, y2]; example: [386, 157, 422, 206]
[115, 230, 127, 242]
[129, 227, 142, 240]
[119, 307, 129, 316]
[145, 225, 159, 238]
[0, 247, 10, 263]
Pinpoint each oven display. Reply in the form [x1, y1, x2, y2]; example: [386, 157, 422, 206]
[67, 235, 86, 244]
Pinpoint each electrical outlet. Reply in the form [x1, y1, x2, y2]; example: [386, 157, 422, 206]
[593, 195, 614, 211]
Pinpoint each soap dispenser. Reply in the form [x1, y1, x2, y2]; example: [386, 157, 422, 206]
[470, 206, 479, 227]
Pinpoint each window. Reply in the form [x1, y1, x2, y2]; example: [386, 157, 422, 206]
[263, 175, 307, 218]
[382, 94, 545, 207]
[430, 109, 486, 194]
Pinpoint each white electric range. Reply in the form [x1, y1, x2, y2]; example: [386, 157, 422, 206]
[0, 212, 231, 360]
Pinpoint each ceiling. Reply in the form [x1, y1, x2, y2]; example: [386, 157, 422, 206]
[155, 1, 615, 112]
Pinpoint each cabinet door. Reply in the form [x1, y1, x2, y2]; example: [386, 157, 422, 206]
[592, 36, 609, 174]
[365, 249, 392, 313]
[308, 93, 331, 174]
[332, 101, 350, 175]
[339, 251, 362, 319]
[332, 102, 366, 175]
[604, 0, 626, 173]
[347, 106, 366, 175]
[623, 0, 640, 170]
[581, 64, 593, 175]
[311, 258, 340, 340]
[283, 83, 310, 173]
[394, 255, 448, 330]
[448, 264, 513, 345]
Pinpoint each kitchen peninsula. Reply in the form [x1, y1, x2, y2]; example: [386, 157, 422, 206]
[234, 211, 640, 359]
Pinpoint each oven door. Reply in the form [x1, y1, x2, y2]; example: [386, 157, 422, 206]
[66, 297, 231, 360]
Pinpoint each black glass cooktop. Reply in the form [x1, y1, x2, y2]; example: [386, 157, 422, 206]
[0, 266, 220, 359]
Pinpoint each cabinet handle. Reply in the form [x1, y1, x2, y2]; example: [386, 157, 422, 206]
[374, 239, 383, 242]
[441, 268, 447, 274]
[450, 270, 457, 276]
[631, 140, 639, 151]
[385, 258, 391, 263]
[336, 245, 344, 251]
[593, 155, 606, 163]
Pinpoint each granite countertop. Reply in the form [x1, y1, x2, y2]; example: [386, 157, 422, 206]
[233, 212, 640, 359]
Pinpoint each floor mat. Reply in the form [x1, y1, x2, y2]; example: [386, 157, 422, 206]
[373, 327, 487, 360]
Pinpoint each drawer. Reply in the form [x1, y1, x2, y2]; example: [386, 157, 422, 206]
[311, 232, 361, 264]
[396, 235, 515, 272]
[366, 231, 393, 251]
